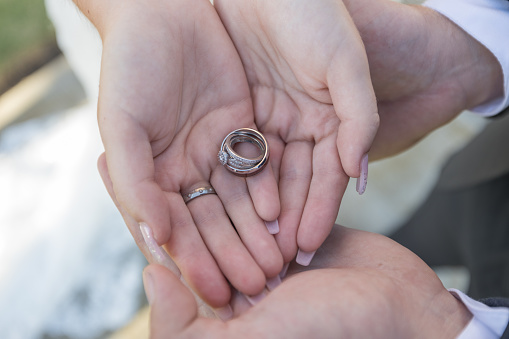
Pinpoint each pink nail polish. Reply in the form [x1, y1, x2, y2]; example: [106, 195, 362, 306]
[266, 275, 282, 291]
[279, 262, 290, 279]
[356, 153, 369, 195]
[296, 249, 316, 266]
[245, 291, 266, 305]
[215, 305, 233, 321]
[139, 222, 181, 277]
[264, 219, 280, 235]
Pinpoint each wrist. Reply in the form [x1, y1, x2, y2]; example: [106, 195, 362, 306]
[73, 0, 188, 37]
[345, 0, 503, 112]
[415, 289, 472, 339]
[424, 8, 503, 111]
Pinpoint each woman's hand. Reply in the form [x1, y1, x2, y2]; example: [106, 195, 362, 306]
[82, 0, 284, 308]
[214, 0, 380, 265]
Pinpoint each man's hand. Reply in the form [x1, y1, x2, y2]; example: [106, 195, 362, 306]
[143, 225, 472, 338]
[343, 0, 503, 159]
[80, 0, 284, 308]
[214, 0, 380, 265]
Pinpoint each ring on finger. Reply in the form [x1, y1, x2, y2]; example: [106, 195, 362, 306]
[182, 186, 217, 204]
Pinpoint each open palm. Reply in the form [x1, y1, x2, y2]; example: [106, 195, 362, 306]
[145, 225, 471, 338]
[96, 0, 283, 307]
[215, 0, 380, 264]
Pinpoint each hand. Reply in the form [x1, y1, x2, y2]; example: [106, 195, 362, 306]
[214, 0, 380, 264]
[143, 225, 472, 338]
[81, 0, 284, 307]
[343, 0, 503, 159]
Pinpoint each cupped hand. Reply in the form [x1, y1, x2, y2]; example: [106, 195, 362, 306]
[89, 0, 284, 307]
[343, 0, 503, 159]
[143, 225, 472, 338]
[214, 0, 380, 264]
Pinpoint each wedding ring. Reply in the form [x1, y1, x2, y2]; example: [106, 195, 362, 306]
[182, 186, 217, 204]
[218, 128, 269, 176]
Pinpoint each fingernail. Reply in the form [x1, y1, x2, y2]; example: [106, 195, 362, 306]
[140, 222, 181, 277]
[142, 270, 155, 305]
[214, 305, 233, 321]
[245, 291, 266, 306]
[264, 219, 279, 235]
[356, 153, 369, 195]
[279, 262, 290, 279]
[296, 249, 316, 266]
[266, 275, 281, 291]
[236, 290, 253, 310]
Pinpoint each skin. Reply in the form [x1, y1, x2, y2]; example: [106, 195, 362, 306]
[214, 0, 503, 263]
[342, 0, 503, 159]
[82, 0, 503, 316]
[214, 0, 380, 262]
[143, 225, 473, 339]
[75, 0, 383, 306]
[78, 0, 285, 307]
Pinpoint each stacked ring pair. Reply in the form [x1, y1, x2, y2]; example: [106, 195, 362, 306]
[183, 128, 269, 204]
[217, 128, 269, 177]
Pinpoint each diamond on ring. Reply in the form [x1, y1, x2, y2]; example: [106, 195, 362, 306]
[218, 151, 229, 165]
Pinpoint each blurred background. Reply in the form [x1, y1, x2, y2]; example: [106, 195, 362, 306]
[0, 0, 485, 338]
[0, 0, 148, 338]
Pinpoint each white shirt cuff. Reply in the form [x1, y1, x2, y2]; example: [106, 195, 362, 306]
[449, 289, 509, 339]
[423, 0, 509, 116]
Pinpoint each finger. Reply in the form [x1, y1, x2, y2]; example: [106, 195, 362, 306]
[97, 153, 152, 258]
[327, 25, 379, 179]
[246, 162, 280, 222]
[99, 113, 172, 246]
[99, 153, 232, 307]
[143, 264, 199, 337]
[212, 170, 284, 280]
[296, 138, 349, 264]
[185, 188, 267, 296]
[265, 134, 285, 184]
[164, 192, 232, 307]
[230, 132, 280, 221]
[275, 141, 313, 262]
[144, 264, 229, 338]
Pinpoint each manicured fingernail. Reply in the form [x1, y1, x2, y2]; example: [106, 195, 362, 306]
[245, 291, 266, 306]
[279, 262, 290, 279]
[264, 219, 279, 235]
[266, 275, 282, 291]
[296, 249, 316, 266]
[215, 305, 233, 321]
[142, 270, 155, 305]
[356, 153, 369, 195]
[140, 222, 181, 277]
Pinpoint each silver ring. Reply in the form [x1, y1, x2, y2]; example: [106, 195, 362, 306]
[182, 186, 217, 204]
[218, 128, 269, 176]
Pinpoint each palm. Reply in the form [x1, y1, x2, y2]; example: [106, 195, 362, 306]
[97, 0, 282, 307]
[148, 226, 471, 339]
[228, 227, 457, 338]
[215, 0, 379, 263]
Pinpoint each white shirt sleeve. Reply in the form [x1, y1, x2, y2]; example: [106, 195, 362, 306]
[423, 0, 509, 116]
[449, 289, 509, 339]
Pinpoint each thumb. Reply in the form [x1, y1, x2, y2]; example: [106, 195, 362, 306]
[143, 264, 199, 338]
[326, 11, 379, 182]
